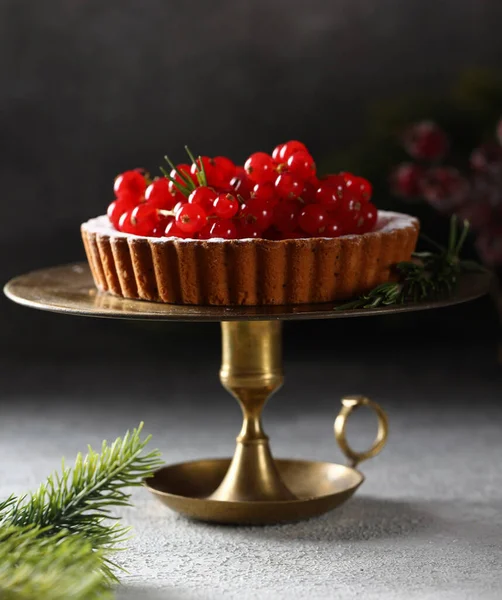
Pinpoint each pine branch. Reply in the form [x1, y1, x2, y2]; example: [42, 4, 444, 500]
[0, 525, 113, 600]
[2, 424, 163, 553]
[0, 423, 163, 597]
[0, 496, 17, 519]
[337, 217, 484, 310]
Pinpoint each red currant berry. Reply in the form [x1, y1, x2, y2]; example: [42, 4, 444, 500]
[197, 222, 213, 240]
[244, 152, 277, 184]
[165, 220, 194, 239]
[213, 193, 239, 219]
[275, 173, 303, 199]
[210, 219, 238, 239]
[114, 170, 146, 198]
[238, 223, 263, 239]
[286, 150, 316, 181]
[273, 200, 301, 233]
[390, 163, 425, 198]
[251, 182, 277, 205]
[324, 219, 345, 238]
[168, 180, 186, 204]
[340, 171, 355, 185]
[107, 194, 138, 229]
[403, 121, 449, 161]
[176, 203, 207, 234]
[319, 174, 348, 201]
[188, 187, 217, 212]
[151, 217, 172, 237]
[278, 140, 308, 162]
[118, 210, 136, 234]
[230, 172, 253, 200]
[338, 199, 363, 234]
[211, 156, 237, 187]
[130, 204, 158, 236]
[315, 182, 343, 212]
[300, 179, 318, 204]
[145, 178, 176, 210]
[240, 199, 274, 231]
[173, 200, 185, 215]
[356, 203, 378, 233]
[272, 143, 286, 162]
[298, 204, 329, 236]
[351, 176, 372, 202]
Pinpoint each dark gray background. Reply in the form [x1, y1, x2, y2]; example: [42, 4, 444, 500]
[1, 0, 501, 380]
[2, 8, 501, 596]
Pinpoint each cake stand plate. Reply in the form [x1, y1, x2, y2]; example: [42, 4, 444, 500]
[3, 262, 490, 321]
[4, 263, 491, 525]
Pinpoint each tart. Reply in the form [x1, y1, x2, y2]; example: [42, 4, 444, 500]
[81, 141, 419, 306]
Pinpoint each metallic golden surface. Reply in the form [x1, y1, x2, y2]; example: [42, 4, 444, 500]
[144, 321, 389, 525]
[145, 458, 364, 525]
[3, 262, 489, 524]
[210, 321, 295, 501]
[334, 396, 389, 467]
[3, 262, 491, 321]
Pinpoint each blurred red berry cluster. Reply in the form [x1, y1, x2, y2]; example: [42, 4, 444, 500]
[390, 119, 502, 267]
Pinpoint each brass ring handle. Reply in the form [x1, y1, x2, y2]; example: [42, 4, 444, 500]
[334, 396, 389, 468]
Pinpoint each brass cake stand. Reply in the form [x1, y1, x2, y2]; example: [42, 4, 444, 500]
[4, 263, 490, 525]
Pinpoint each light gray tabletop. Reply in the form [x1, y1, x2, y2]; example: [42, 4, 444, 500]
[1, 349, 501, 600]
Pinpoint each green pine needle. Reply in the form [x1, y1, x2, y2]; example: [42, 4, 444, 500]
[0, 423, 163, 599]
[337, 217, 483, 310]
[0, 526, 112, 600]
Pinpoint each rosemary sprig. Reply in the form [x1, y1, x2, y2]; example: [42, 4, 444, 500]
[198, 154, 208, 187]
[159, 146, 207, 196]
[337, 216, 483, 310]
[159, 165, 191, 198]
[163, 155, 196, 192]
[184, 146, 207, 186]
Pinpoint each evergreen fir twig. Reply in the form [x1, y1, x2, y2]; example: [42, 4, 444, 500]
[0, 423, 163, 598]
[0, 525, 112, 600]
[337, 217, 485, 310]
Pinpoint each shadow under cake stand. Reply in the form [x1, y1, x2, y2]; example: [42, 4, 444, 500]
[4, 263, 490, 525]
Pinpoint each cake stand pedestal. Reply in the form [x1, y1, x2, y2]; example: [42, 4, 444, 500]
[4, 263, 490, 525]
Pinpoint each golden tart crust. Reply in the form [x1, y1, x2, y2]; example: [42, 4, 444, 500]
[81, 211, 419, 306]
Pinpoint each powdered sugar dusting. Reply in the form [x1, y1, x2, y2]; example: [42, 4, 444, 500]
[81, 211, 418, 243]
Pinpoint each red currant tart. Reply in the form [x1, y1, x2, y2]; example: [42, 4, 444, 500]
[81, 142, 419, 305]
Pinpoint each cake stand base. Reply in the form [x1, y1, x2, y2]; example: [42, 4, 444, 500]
[145, 321, 388, 525]
[146, 458, 363, 525]
[5, 264, 489, 526]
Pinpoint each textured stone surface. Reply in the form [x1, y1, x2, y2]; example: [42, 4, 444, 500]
[1, 356, 501, 599]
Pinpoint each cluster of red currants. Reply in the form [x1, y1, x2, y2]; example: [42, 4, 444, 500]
[107, 141, 377, 240]
[390, 119, 502, 266]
